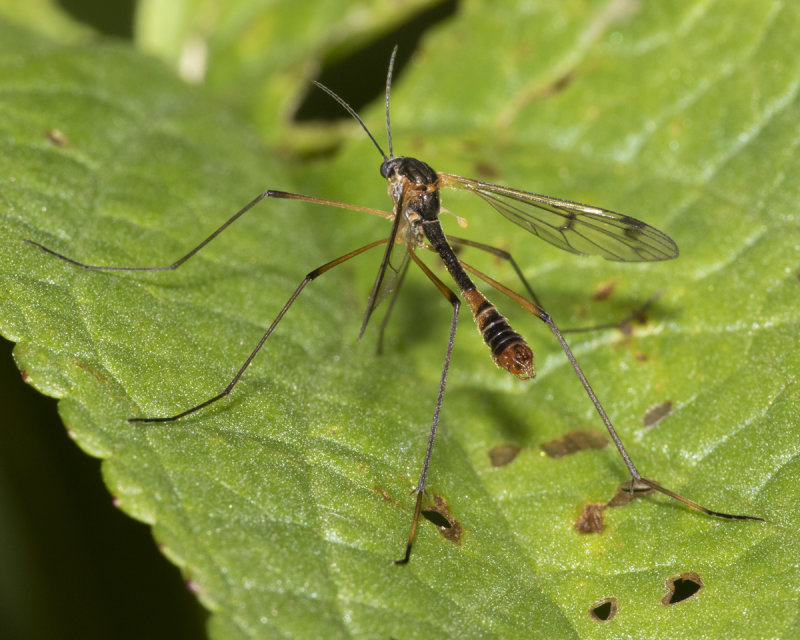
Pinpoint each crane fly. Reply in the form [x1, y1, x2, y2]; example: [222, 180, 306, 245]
[25, 47, 763, 565]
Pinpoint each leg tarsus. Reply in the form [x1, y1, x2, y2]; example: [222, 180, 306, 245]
[634, 477, 765, 522]
[456, 260, 763, 524]
[394, 491, 425, 565]
[127, 239, 388, 423]
[392, 250, 460, 564]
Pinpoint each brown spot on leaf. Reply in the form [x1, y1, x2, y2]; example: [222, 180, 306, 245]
[550, 72, 574, 95]
[662, 572, 704, 605]
[618, 323, 635, 338]
[186, 579, 201, 595]
[46, 128, 69, 147]
[541, 429, 608, 458]
[607, 478, 656, 507]
[421, 494, 462, 545]
[473, 161, 500, 179]
[488, 443, 521, 467]
[575, 502, 606, 533]
[576, 478, 658, 527]
[373, 486, 399, 507]
[614, 293, 658, 341]
[592, 280, 616, 301]
[577, 479, 658, 533]
[643, 400, 673, 428]
[534, 71, 575, 100]
[74, 359, 112, 389]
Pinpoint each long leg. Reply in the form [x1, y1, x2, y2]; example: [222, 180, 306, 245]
[394, 248, 461, 565]
[376, 258, 410, 355]
[128, 238, 389, 423]
[446, 235, 660, 334]
[446, 235, 542, 306]
[458, 259, 764, 522]
[24, 190, 392, 271]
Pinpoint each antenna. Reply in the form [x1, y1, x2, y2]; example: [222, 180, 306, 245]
[312, 81, 388, 162]
[313, 45, 401, 162]
[385, 45, 398, 159]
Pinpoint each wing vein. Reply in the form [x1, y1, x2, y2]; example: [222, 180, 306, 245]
[439, 173, 678, 262]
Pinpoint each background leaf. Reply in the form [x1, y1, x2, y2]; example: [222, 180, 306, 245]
[1, 2, 799, 639]
[134, 0, 450, 145]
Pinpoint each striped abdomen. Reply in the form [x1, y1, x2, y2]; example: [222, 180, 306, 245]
[463, 289, 534, 380]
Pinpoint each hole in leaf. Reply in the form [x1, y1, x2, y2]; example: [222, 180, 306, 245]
[662, 572, 704, 605]
[643, 400, 673, 428]
[540, 428, 607, 458]
[294, 0, 459, 122]
[421, 494, 462, 545]
[589, 597, 617, 622]
[574, 502, 606, 534]
[488, 443, 521, 467]
[421, 509, 450, 528]
[57, 0, 135, 38]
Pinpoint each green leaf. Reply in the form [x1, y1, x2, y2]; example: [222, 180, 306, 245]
[3, 3, 799, 639]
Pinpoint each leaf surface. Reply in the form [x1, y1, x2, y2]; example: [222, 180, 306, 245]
[2, 3, 799, 639]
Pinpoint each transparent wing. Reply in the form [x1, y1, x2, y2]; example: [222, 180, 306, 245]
[373, 233, 412, 308]
[439, 173, 678, 262]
